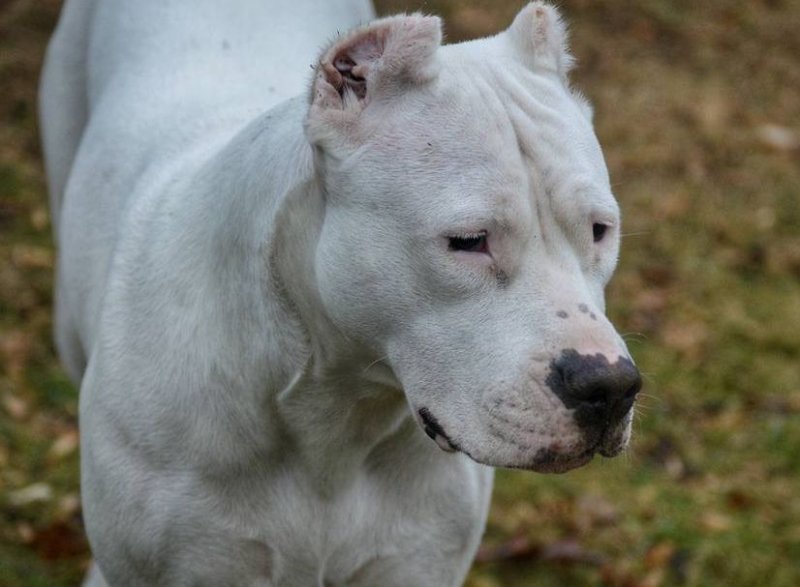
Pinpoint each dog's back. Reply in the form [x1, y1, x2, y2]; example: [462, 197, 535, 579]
[40, 0, 374, 383]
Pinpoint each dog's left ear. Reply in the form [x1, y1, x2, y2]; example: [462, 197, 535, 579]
[506, 2, 574, 80]
[307, 14, 442, 144]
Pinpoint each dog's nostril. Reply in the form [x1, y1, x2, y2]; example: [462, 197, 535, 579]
[624, 380, 642, 402]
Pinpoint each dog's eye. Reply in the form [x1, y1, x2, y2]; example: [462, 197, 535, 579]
[592, 223, 608, 243]
[448, 232, 489, 254]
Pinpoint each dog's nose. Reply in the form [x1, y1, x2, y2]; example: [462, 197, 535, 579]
[549, 350, 642, 426]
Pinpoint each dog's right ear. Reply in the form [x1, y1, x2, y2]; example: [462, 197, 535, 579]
[307, 14, 442, 146]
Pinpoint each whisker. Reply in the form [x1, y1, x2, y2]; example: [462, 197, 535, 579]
[362, 355, 389, 374]
[621, 332, 648, 343]
[638, 371, 658, 386]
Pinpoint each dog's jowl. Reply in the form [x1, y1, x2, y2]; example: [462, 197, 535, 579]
[40, 1, 640, 585]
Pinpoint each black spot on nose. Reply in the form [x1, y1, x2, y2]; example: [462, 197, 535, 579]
[546, 349, 642, 428]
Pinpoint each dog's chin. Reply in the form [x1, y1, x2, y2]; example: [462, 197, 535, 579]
[446, 443, 598, 474]
[516, 448, 597, 474]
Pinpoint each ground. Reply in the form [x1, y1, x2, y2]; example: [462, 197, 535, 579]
[1, 0, 799, 585]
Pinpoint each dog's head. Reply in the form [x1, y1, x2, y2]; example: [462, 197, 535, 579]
[304, 2, 640, 472]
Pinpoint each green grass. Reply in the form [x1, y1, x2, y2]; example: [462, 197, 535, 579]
[1, 0, 799, 585]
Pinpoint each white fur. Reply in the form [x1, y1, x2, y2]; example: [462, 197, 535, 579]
[40, 1, 634, 585]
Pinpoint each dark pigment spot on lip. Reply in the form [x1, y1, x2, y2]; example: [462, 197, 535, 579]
[496, 269, 509, 288]
[590, 312, 597, 320]
[557, 310, 569, 319]
[418, 408, 460, 451]
[578, 303, 589, 314]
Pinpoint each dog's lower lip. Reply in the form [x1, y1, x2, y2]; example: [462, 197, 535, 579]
[432, 432, 457, 453]
[418, 407, 460, 453]
[534, 450, 595, 473]
[597, 422, 628, 457]
[599, 441, 624, 458]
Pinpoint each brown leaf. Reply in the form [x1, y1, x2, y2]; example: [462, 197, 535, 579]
[756, 124, 799, 151]
[57, 493, 82, 520]
[475, 535, 539, 564]
[48, 429, 79, 460]
[2, 392, 29, 420]
[10, 244, 53, 269]
[576, 494, 619, 533]
[661, 320, 709, 357]
[644, 541, 676, 570]
[31, 521, 89, 560]
[16, 522, 35, 544]
[30, 205, 50, 231]
[541, 539, 607, 567]
[476, 536, 606, 567]
[701, 512, 733, 533]
[7, 482, 53, 506]
[0, 329, 32, 380]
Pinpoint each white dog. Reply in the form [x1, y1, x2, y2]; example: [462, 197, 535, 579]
[40, 0, 641, 585]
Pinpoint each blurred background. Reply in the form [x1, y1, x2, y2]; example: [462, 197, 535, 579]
[1, 0, 798, 585]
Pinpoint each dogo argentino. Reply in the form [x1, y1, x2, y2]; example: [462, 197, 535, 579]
[40, 0, 641, 584]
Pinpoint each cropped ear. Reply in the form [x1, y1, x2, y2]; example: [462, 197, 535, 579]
[506, 2, 574, 79]
[307, 14, 442, 145]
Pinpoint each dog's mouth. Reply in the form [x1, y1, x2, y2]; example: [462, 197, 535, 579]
[418, 407, 460, 453]
[417, 407, 631, 473]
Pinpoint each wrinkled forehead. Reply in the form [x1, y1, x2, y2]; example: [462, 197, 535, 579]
[356, 37, 612, 204]
[439, 37, 610, 185]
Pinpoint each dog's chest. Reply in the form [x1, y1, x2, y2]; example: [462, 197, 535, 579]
[205, 453, 492, 586]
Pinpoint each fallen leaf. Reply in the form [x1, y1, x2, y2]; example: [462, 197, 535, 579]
[756, 124, 799, 151]
[17, 521, 35, 543]
[11, 244, 54, 269]
[476, 536, 606, 567]
[701, 512, 733, 533]
[645, 541, 676, 570]
[30, 205, 50, 231]
[0, 329, 32, 380]
[541, 539, 607, 567]
[640, 568, 666, 587]
[31, 520, 89, 560]
[48, 429, 79, 460]
[661, 320, 709, 357]
[7, 482, 53, 506]
[2, 392, 29, 420]
[576, 493, 619, 532]
[475, 535, 538, 563]
[57, 493, 81, 520]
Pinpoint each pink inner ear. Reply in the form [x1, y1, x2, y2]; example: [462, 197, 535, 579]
[333, 55, 367, 100]
[312, 14, 441, 118]
[329, 31, 385, 101]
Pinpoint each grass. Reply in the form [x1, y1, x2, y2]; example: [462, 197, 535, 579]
[1, 0, 799, 585]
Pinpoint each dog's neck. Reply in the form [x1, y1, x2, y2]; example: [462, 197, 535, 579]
[194, 96, 422, 492]
[267, 131, 419, 493]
